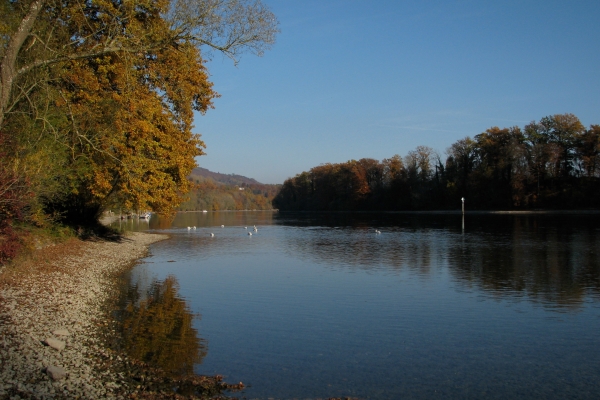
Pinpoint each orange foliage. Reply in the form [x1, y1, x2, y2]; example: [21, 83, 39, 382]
[56, 3, 218, 215]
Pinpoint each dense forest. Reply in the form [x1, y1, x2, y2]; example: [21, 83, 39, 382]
[273, 114, 600, 211]
[0, 0, 278, 263]
[178, 168, 279, 211]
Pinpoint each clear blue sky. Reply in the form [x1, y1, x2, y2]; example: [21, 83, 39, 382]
[194, 0, 600, 184]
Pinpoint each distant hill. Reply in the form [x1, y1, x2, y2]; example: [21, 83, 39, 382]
[181, 167, 280, 211]
[189, 167, 262, 186]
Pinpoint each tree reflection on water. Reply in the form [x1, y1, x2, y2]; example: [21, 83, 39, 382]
[121, 275, 206, 377]
[281, 214, 600, 309]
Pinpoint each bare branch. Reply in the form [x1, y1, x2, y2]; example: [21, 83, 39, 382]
[168, 0, 279, 63]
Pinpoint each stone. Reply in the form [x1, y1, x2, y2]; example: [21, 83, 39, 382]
[0, 232, 168, 397]
[46, 365, 67, 381]
[44, 338, 66, 351]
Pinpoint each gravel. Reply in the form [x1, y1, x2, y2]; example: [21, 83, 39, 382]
[0, 231, 168, 399]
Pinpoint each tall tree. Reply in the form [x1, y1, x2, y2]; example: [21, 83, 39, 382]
[576, 125, 600, 177]
[471, 126, 523, 208]
[446, 136, 476, 199]
[1, 0, 279, 224]
[543, 113, 585, 178]
[0, 0, 278, 128]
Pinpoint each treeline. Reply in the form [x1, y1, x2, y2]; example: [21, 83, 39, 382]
[273, 114, 600, 211]
[179, 177, 279, 211]
[0, 0, 278, 263]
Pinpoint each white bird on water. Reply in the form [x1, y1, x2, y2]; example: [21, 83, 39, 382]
[375, 229, 381, 234]
[187, 226, 191, 231]
[248, 231, 253, 236]
[221, 224, 225, 228]
[193, 226, 196, 230]
[210, 233, 214, 237]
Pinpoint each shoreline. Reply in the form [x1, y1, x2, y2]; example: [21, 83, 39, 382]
[275, 209, 600, 215]
[0, 231, 168, 398]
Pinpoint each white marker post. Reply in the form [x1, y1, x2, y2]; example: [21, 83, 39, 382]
[461, 197, 465, 231]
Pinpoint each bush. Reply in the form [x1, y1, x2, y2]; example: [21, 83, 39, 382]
[0, 132, 30, 264]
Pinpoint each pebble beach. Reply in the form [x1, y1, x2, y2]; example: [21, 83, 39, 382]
[0, 231, 168, 399]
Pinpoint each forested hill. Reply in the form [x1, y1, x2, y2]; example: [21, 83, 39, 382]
[273, 113, 600, 212]
[189, 167, 261, 186]
[180, 168, 280, 211]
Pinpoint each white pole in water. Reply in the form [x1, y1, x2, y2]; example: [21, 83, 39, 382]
[461, 197, 465, 231]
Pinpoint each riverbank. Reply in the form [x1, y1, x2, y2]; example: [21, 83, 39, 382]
[0, 232, 170, 398]
[276, 209, 600, 215]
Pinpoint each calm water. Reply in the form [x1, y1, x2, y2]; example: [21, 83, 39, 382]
[112, 211, 600, 399]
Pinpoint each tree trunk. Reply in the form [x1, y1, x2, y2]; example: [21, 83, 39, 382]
[0, 0, 44, 128]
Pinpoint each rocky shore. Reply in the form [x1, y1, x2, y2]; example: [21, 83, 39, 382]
[0, 231, 168, 399]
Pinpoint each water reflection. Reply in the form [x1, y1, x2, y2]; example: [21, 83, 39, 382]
[120, 274, 207, 376]
[282, 227, 442, 276]
[109, 210, 277, 232]
[449, 216, 600, 309]
[110, 216, 153, 233]
[123, 212, 600, 399]
[279, 213, 600, 309]
[118, 211, 600, 310]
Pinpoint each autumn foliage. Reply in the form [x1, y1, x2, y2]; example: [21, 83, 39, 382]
[180, 178, 279, 211]
[274, 114, 600, 211]
[50, 39, 216, 222]
[0, 132, 31, 262]
[0, 0, 278, 235]
[122, 276, 206, 377]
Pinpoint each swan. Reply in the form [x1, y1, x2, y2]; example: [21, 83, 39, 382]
[248, 232, 252, 236]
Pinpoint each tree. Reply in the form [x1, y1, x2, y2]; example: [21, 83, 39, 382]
[68, 45, 213, 220]
[545, 113, 585, 178]
[471, 126, 524, 208]
[274, 113, 599, 212]
[381, 154, 409, 209]
[576, 125, 600, 177]
[0, 0, 279, 127]
[1, 0, 279, 224]
[0, 131, 31, 262]
[382, 155, 405, 186]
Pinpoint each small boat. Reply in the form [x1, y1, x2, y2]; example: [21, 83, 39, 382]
[139, 212, 151, 219]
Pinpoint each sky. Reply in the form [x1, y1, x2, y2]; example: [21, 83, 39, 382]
[193, 0, 600, 184]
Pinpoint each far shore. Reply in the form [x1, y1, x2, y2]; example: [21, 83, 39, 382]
[109, 208, 600, 217]
[274, 209, 600, 215]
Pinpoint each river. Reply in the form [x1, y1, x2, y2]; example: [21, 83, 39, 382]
[110, 211, 600, 399]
